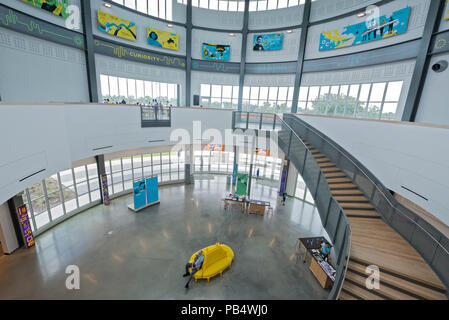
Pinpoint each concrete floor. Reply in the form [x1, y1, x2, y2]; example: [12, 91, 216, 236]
[0, 175, 329, 300]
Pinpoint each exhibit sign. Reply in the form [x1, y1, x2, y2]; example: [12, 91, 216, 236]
[146, 176, 159, 204]
[253, 33, 283, 51]
[22, 0, 70, 18]
[445, 0, 449, 21]
[97, 10, 136, 41]
[147, 27, 179, 50]
[17, 205, 34, 248]
[236, 173, 248, 196]
[319, 6, 411, 52]
[202, 43, 230, 61]
[205, 144, 224, 151]
[133, 180, 147, 210]
[255, 148, 270, 156]
[101, 174, 110, 205]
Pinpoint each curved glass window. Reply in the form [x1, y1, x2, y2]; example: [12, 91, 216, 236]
[178, 0, 305, 11]
[112, 0, 173, 20]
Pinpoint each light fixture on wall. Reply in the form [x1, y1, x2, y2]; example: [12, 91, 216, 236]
[229, 33, 235, 37]
[167, 24, 173, 28]
[286, 30, 293, 34]
[357, 12, 366, 18]
[104, 3, 112, 8]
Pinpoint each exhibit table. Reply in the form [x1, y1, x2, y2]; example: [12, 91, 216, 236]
[222, 196, 246, 213]
[248, 200, 271, 215]
[297, 236, 331, 263]
[309, 249, 336, 289]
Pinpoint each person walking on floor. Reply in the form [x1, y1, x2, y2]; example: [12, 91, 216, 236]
[256, 168, 260, 180]
[282, 192, 287, 206]
[183, 250, 205, 289]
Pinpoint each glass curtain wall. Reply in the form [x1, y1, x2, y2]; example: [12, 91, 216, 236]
[242, 86, 294, 114]
[104, 151, 185, 196]
[297, 81, 403, 120]
[294, 173, 315, 205]
[100, 74, 178, 106]
[20, 164, 101, 235]
[112, 0, 173, 20]
[200, 84, 239, 109]
[178, 0, 305, 11]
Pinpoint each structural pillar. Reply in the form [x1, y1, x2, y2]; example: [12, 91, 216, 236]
[81, 0, 99, 102]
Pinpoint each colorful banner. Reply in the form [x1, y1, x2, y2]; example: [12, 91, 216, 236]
[133, 180, 147, 210]
[232, 163, 238, 185]
[253, 33, 283, 51]
[319, 7, 411, 52]
[17, 205, 34, 248]
[236, 173, 248, 196]
[146, 177, 159, 204]
[202, 43, 230, 61]
[97, 10, 136, 41]
[101, 174, 110, 205]
[22, 0, 69, 18]
[255, 148, 270, 156]
[147, 27, 179, 50]
[205, 144, 224, 151]
[445, 0, 449, 21]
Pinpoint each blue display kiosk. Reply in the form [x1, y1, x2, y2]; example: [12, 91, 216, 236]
[128, 176, 160, 212]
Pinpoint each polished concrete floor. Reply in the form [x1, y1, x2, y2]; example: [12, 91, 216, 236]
[0, 175, 330, 299]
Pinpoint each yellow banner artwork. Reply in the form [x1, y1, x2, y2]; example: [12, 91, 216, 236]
[97, 10, 136, 41]
[147, 27, 179, 50]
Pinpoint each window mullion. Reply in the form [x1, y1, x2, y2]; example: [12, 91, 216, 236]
[25, 188, 37, 231]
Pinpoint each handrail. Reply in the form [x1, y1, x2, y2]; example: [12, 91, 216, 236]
[282, 113, 449, 292]
[275, 114, 352, 300]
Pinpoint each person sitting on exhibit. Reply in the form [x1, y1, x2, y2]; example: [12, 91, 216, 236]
[183, 250, 205, 289]
[320, 241, 331, 261]
[253, 36, 265, 51]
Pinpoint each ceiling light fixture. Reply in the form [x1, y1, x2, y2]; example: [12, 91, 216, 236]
[229, 33, 235, 37]
[357, 12, 366, 18]
[167, 24, 173, 28]
[104, 3, 112, 8]
[286, 30, 293, 33]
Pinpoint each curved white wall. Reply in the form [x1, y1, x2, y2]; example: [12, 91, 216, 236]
[309, 0, 379, 23]
[0, 27, 89, 102]
[0, 103, 234, 207]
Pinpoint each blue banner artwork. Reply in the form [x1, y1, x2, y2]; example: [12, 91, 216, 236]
[319, 7, 411, 52]
[202, 43, 230, 61]
[146, 177, 159, 204]
[133, 180, 147, 210]
[253, 33, 283, 51]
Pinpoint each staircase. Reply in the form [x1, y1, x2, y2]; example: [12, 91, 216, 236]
[303, 141, 447, 300]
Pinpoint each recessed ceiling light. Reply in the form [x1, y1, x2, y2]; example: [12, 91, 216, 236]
[167, 24, 173, 28]
[104, 3, 112, 8]
[286, 30, 293, 33]
[357, 12, 366, 18]
[229, 33, 235, 36]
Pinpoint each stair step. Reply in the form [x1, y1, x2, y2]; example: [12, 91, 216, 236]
[345, 270, 418, 300]
[318, 162, 336, 168]
[348, 260, 448, 300]
[321, 167, 341, 173]
[335, 196, 369, 202]
[340, 202, 375, 209]
[327, 177, 352, 184]
[309, 149, 320, 154]
[316, 157, 331, 163]
[331, 189, 364, 195]
[312, 153, 326, 159]
[342, 280, 385, 300]
[324, 172, 346, 178]
[344, 209, 380, 218]
[329, 183, 358, 190]
[339, 290, 360, 300]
